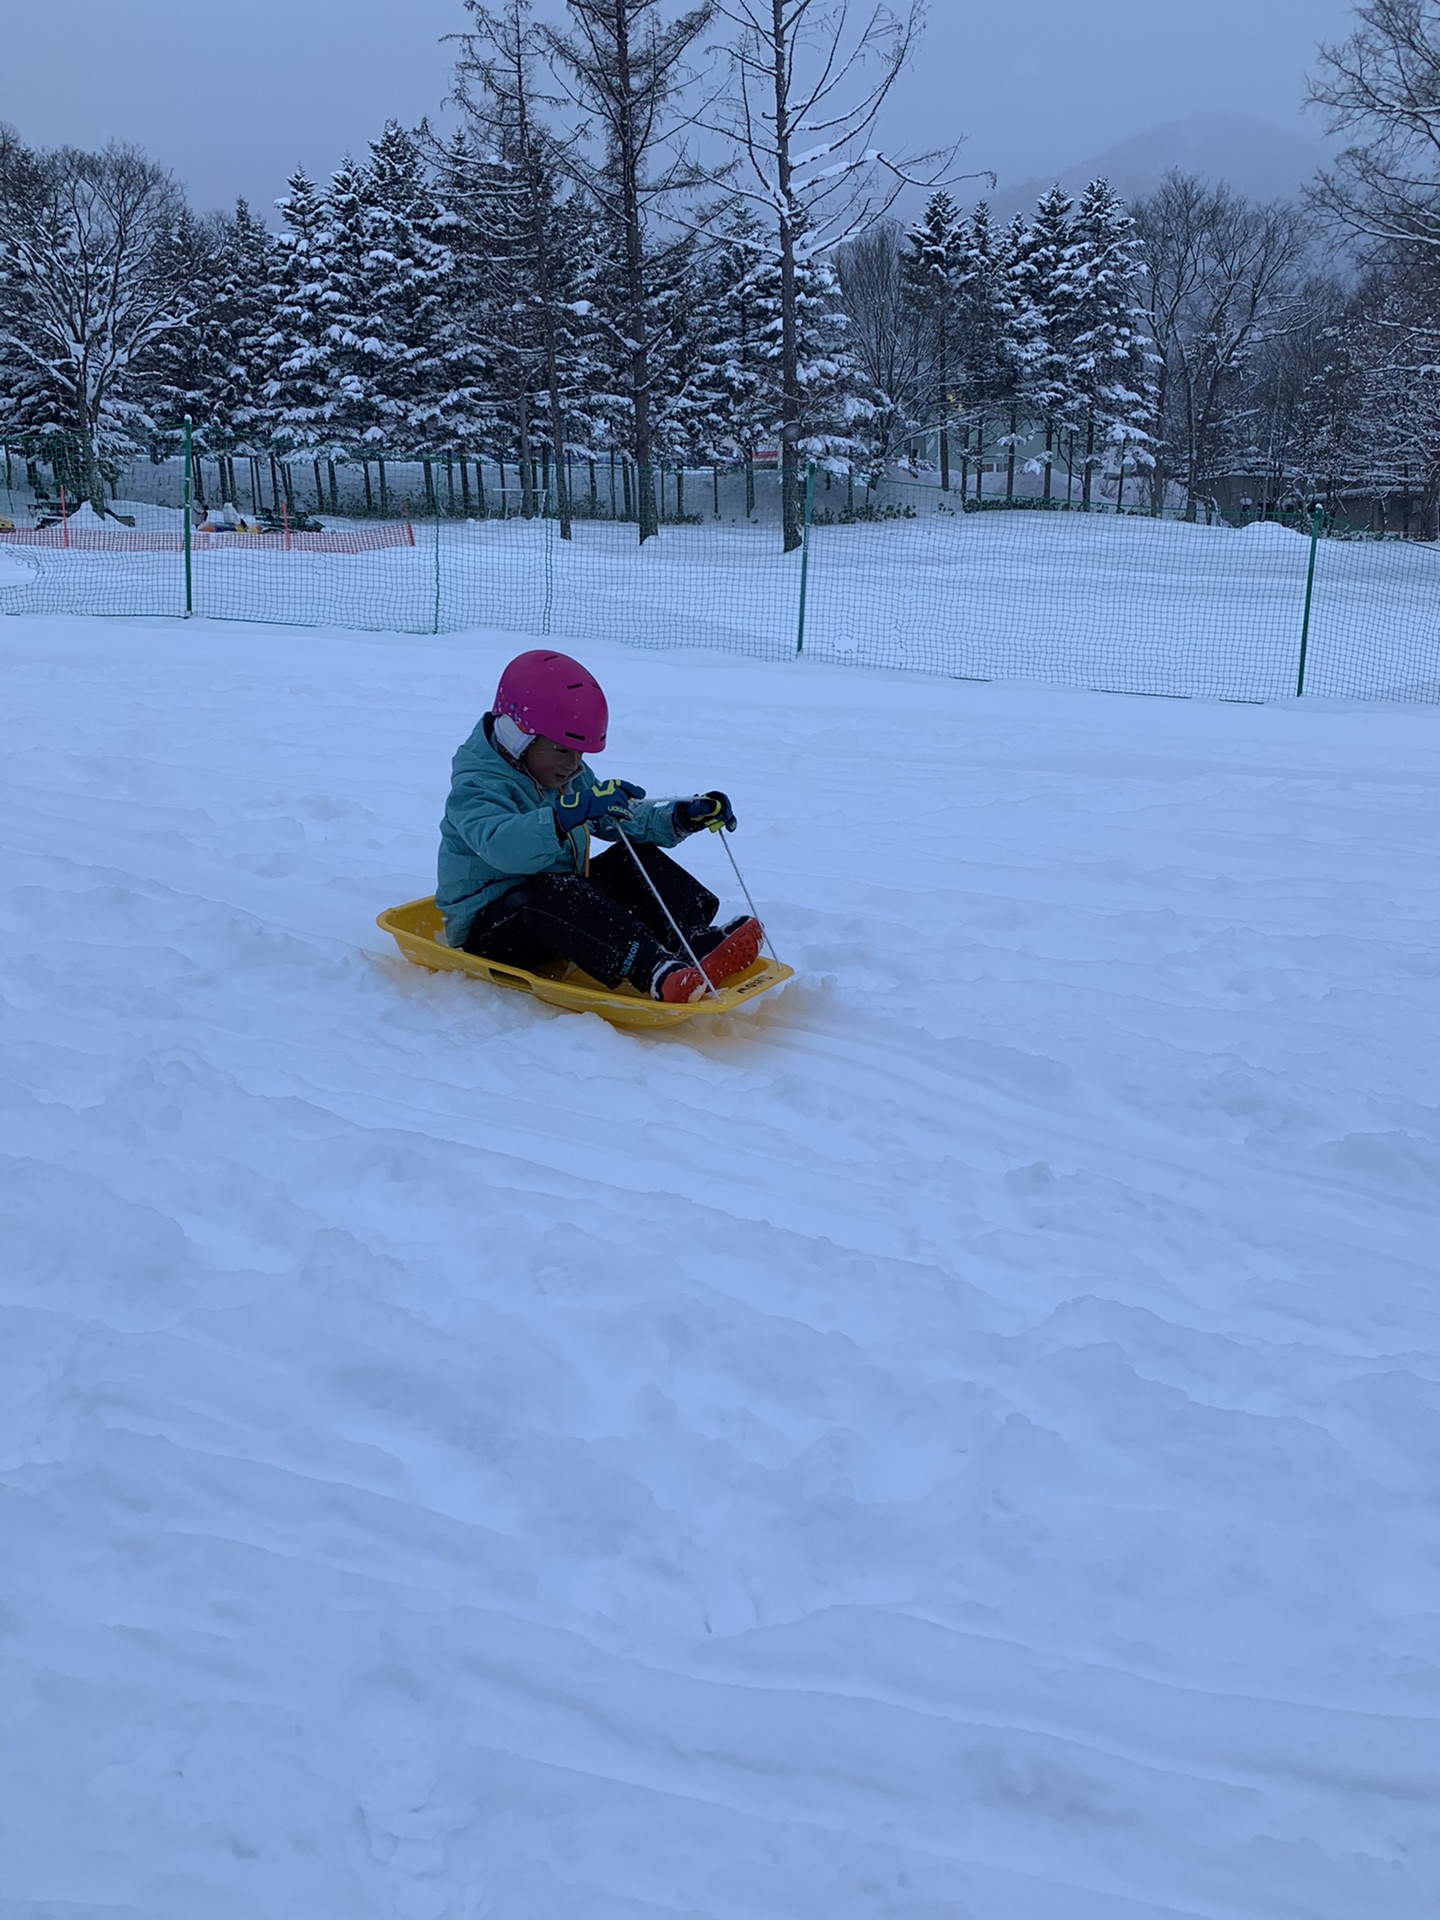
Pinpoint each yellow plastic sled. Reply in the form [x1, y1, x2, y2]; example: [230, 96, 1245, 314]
[377, 896, 793, 1031]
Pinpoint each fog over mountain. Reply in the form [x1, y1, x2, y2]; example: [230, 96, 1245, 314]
[982, 116, 1334, 219]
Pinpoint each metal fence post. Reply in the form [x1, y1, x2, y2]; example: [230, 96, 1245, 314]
[1296, 504, 1322, 697]
[433, 476, 443, 634]
[796, 460, 816, 655]
[182, 416, 193, 618]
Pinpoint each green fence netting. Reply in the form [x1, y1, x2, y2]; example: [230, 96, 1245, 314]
[3, 439, 1438, 703]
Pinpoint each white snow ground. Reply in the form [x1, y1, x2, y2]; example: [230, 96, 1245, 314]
[2, 613, 1438, 1920]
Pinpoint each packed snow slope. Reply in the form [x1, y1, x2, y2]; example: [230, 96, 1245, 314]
[2, 615, 1438, 1920]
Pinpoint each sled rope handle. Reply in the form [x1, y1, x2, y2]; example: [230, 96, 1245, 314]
[715, 829, 784, 968]
[616, 828, 720, 998]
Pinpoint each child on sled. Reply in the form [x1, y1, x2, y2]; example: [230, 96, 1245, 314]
[437, 651, 762, 1004]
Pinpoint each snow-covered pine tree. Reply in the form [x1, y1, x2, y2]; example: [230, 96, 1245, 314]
[453, 0, 598, 534]
[789, 221, 872, 474]
[692, 205, 777, 509]
[941, 203, 1014, 497]
[266, 169, 337, 455]
[648, 225, 737, 514]
[1008, 184, 1079, 502]
[207, 201, 280, 471]
[361, 122, 452, 461]
[718, 209, 871, 488]
[143, 210, 230, 484]
[1066, 179, 1156, 509]
[902, 190, 966, 488]
[464, 141, 550, 515]
[562, 203, 642, 513]
[313, 157, 385, 451]
[430, 130, 507, 477]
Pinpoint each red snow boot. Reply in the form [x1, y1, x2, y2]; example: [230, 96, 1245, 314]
[655, 961, 709, 1004]
[697, 915, 762, 985]
[651, 920, 763, 1003]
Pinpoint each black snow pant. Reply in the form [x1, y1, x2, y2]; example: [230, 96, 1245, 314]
[462, 841, 720, 991]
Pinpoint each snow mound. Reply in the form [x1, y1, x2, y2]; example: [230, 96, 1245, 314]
[111, 496, 184, 530]
[54, 500, 113, 529]
[3, 615, 1438, 1920]
[1236, 517, 1311, 545]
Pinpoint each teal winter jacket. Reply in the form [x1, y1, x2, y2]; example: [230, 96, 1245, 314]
[436, 714, 686, 947]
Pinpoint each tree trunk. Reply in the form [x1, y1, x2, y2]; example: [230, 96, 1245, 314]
[517, 396, 535, 518]
[1082, 421, 1096, 509]
[601, 12, 657, 542]
[937, 311, 950, 492]
[1043, 422, 1054, 503]
[771, 5, 803, 554]
[542, 308, 571, 540]
[1005, 406, 1017, 503]
[79, 407, 106, 517]
[1149, 355, 1170, 515]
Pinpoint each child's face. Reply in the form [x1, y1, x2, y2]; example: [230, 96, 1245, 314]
[523, 734, 584, 791]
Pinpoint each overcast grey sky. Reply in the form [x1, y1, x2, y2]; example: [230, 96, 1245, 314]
[1, 0, 1361, 218]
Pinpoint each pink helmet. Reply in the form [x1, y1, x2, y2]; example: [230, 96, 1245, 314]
[493, 650, 608, 752]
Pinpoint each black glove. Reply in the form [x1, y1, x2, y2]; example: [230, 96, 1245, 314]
[674, 790, 737, 835]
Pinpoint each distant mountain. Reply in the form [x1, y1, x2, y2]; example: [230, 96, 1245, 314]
[980, 115, 1333, 218]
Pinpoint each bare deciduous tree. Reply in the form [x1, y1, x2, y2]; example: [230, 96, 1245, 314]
[708, 0, 950, 549]
[1306, 2, 1440, 526]
[836, 220, 925, 467]
[0, 142, 194, 512]
[1133, 174, 1308, 515]
[454, 0, 585, 537]
[545, 0, 715, 544]
[1309, 0, 1440, 256]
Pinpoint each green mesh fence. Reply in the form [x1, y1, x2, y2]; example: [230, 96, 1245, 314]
[4, 438, 1439, 703]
